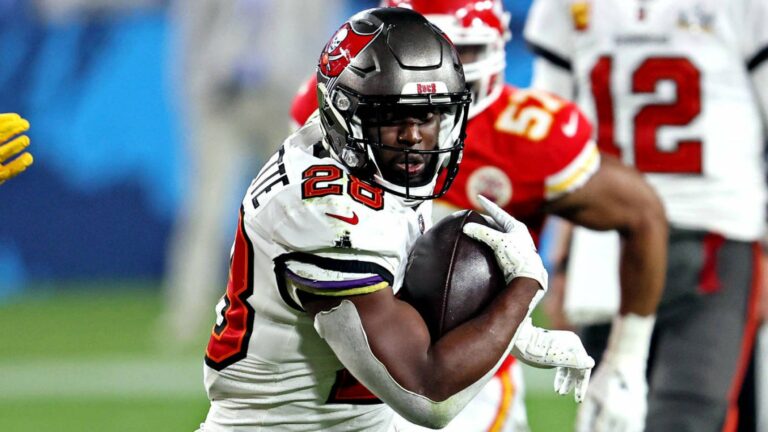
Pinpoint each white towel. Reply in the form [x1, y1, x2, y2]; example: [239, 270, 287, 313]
[563, 226, 621, 326]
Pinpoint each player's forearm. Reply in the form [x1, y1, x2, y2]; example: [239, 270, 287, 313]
[422, 277, 540, 400]
[314, 279, 539, 428]
[309, 278, 538, 402]
[366, 278, 539, 402]
[617, 193, 667, 316]
[549, 157, 668, 316]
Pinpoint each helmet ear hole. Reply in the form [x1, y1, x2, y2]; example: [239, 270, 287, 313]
[341, 146, 367, 169]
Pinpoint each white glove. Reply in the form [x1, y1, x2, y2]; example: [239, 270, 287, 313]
[576, 360, 647, 432]
[462, 195, 548, 290]
[576, 314, 655, 432]
[512, 317, 594, 402]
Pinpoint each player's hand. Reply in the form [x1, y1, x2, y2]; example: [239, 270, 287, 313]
[511, 317, 594, 402]
[576, 313, 653, 431]
[463, 195, 548, 290]
[575, 360, 647, 432]
[0, 113, 33, 185]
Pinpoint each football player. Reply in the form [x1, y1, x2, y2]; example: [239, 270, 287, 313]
[198, 8, 593, 431]
[0, 113, 33, 185]
[290, 1, 668, 431]
[525, 0, 768, 430]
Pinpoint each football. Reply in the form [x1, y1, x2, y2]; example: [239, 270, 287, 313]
[401, 210, 506, 340]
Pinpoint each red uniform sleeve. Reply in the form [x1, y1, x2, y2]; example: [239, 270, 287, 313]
[538, 101, 599, 200]
[290, 75, 319, 127]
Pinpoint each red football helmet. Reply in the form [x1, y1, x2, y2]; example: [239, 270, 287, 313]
[382, 0, 510, 118]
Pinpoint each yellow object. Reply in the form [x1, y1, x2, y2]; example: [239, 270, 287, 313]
[0, 113, 33, 185]
[571, 2, 590, 31]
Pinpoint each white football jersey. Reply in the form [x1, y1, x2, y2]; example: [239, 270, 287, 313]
[201, 117, 432, 431]
[525, 0, 768, 240]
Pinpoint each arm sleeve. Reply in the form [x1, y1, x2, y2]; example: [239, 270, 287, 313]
[279, 252, 394, 310]
[524, 0, 578, 97]
[524, 0, 575, 68]
[531, 57, 576, 99]
[544, 139, 601, 200]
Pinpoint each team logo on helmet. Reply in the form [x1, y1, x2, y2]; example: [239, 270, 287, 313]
[319, 23, 382, 78]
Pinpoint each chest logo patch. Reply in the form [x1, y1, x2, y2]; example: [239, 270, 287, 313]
[467, 166, 513, 210]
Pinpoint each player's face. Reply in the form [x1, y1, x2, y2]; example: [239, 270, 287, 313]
[456, 45, 485, 65]
[365, 107, 441, 186]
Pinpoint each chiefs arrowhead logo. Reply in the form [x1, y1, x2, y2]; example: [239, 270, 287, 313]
[319, 23, 382, 78]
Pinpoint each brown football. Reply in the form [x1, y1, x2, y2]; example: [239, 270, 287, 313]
[401, 210, 506, 341]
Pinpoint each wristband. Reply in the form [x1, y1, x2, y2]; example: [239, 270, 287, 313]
[604, 313, 655, 369]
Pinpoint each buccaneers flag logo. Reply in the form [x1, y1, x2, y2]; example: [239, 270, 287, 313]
[319, 23, 382, 78]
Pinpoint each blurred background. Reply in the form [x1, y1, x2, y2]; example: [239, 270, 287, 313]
[0, 0, 575, 430]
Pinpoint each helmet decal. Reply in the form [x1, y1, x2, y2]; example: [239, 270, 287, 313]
[319, 23, 383, 78]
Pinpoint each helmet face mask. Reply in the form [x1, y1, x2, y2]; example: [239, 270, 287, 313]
[359, 95, 468, 198]
[316, 8, 471, 201]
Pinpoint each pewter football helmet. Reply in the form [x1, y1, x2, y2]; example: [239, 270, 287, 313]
[316, 7, 471, 200]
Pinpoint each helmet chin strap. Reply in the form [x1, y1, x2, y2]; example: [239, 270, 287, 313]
[340, 118, 369, 169]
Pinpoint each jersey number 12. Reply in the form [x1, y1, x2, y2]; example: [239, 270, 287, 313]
[590, 56, 702, 174]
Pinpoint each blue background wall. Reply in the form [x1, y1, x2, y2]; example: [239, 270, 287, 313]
[0, 0, 534, 295]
